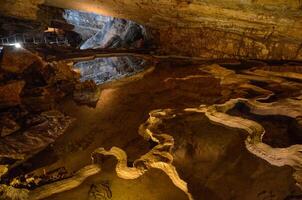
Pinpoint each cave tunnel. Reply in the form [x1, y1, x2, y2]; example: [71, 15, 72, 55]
[0, 1, 302, 200]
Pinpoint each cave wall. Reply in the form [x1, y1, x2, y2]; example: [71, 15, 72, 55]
[0, 0, 43, 20]
[1, 0, 302, 60]
[158, 27, 302, 60]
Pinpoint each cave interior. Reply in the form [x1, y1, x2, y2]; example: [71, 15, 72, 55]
[0, 1, 302, 200]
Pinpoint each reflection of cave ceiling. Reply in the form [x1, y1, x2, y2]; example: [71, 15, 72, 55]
[74, 56, 146, 84]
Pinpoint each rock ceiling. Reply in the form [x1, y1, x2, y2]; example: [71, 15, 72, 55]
[1, 0, 302, 60]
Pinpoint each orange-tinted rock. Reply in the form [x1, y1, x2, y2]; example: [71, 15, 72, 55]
[73, 80, 101, 107]
[2, 0, 302, 60]
[21, 87, 56, 112]
[0, 110, 74, 160]
[0, 47, 42, 74]
[42, 62, 80, 85]
[0, 81, 25, 109]
[0, 114, 20, 137]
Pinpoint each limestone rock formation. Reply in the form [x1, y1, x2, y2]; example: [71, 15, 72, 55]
[0, 113, 21, 137]
[1, 1, 302, 200]
[2, 0, 302, 60]
[0, 47, 42, 74]
[88, 182, 112, 200]
[63, 9, 148, 49]
[88, 64, 302, 200]
[0, 110, 73, 160]
[0, 81, 25, 109]
[0, 47, 101, 180]
[73, 80, 101, 107]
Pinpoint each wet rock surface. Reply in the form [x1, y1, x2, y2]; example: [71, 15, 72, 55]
[1, 1, 302, 199]
[0, 47, 101, 186]
[0, 59, 296, 200]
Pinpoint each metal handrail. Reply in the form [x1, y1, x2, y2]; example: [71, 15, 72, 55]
[0, 32, 69, 46]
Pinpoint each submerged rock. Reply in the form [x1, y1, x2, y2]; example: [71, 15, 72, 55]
[0, 110, 74, 160]
[73, 80, 101, 107]
[88, 182, 112, 200]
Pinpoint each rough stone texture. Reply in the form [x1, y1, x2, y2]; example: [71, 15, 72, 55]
[0, 47, 101, 180]
[0, 81, 25, 109]
[2, 0, 302, 60]
[0, 47, 42, 74]
[73, 80, 101, 107]
[0, 113, 20, 137]
[0, 0, 43, 20]
[63, 10, 147, 49]
[31, 61, 301, 200]
[158, 27, 302, 60]
[44, 0, 302, 60]
[0, 110, 74, 160]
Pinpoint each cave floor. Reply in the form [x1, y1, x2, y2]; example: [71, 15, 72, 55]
[23, 60, 302, 200]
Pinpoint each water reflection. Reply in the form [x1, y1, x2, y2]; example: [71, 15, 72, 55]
[74, 56, 146, 84]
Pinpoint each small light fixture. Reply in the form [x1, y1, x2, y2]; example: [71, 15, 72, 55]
[14, 43, 22, 48]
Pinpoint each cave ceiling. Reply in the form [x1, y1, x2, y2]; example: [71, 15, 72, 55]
[1, 0, 302, 60]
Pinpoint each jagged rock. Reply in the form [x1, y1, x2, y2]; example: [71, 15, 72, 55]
[0, 185, 29, 200]
[0, 113, 20, 137]
[0, 165, 8, 178]
[40, 61, 102, 107]
[2, 0, 302, 59]
[63, 10, 147, 49]
[41, 62, 80, 86]
[21, 87, 56, 112]
[0, 81, 25, 109]
[0, 110, 74, 160]
[0, 165, 99, 200]
[73, 80, 101, 107]
[0, 47, 42, 74]
[88, 182, 112, 200]
[29, 164, 101, 200]
[13, 0, 299, 60]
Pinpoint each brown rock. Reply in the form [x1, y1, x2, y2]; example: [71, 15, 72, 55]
[0, 114, 20, 137]
[0, 110, 74, 160]
[0, 81, 25, 109]
[21, 87, 55, 112]
[73, 80, 101, 107]
[0, 47, 42, 74]
[42, 62, 80, 85]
